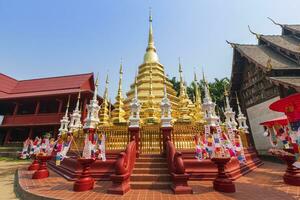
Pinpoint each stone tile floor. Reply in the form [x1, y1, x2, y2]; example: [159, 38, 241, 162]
[0, 159, 30, 200]
[16, 161, 300, 200]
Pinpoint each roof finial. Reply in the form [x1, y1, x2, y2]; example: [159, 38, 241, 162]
[226, 40, 237, 48]
[248, 25, 261, 39]
[267, 17, 283, 28]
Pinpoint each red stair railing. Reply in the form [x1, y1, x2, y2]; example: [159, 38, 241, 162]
[107, 137, 137, 195]
[166, 136, 193, 194]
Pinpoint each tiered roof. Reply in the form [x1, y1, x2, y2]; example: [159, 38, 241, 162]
[0, 73, 96, 100]
[229, 20, 300, 93]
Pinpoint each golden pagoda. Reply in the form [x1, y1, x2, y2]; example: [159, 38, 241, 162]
[111, 61, 127, 124]
[123, 9, 179, 123]
[99, 75, 110, 125]
[177, 59, 193, 122]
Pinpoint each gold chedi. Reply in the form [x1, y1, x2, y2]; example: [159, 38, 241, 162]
[111, 61, 127, 124]
[123, 9, 179, 123]
[177, 59, 193, 123]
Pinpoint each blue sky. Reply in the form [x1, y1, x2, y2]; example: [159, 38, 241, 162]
[1, 0, 300, 100]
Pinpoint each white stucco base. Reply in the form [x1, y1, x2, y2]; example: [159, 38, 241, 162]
[246, 96, 285, 155]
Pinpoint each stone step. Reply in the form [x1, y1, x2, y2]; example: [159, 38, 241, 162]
[132, 168, 169, 174]
[135, 162, 168, 168]
[131, 174, 171, 182]
[130, 181, 171, 189]
[136, 157, 166, 163]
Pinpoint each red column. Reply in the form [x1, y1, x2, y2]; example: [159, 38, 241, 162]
[128, 127, 140, 158]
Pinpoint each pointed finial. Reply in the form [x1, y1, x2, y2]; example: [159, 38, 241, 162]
[235, 91, 242, 114]
[194, 71, 198, 82]
[248, 25, 261, 39]
[119, 58, 123, 74]
[93, 73, 99, 101]
[149, 7, 152, 22]
[267, 17, 283, 28]
[202, 68, 206, 83]
[178, 57, 182, 73]
[146, 7, 155, 51]
[226, 40, 237, 48]
[67, 95, 70, 108]
[75, 90, 81, 111]
[65, 95, 70, 117]
[105, 74, 109, 85]
[235, 91, 239, 105]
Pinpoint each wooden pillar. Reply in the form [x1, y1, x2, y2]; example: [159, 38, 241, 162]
[34, 101, 40, 115]
[4, 128, 12, 144]
[13, 103, 19, 116]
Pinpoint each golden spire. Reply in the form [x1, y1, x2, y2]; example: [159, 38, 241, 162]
[112, 60, 126, 124]
[144, 7, 159, 63]
[99, 74, 110, 125]
[177, 58, 192, 122]
[147, 7, 155, 52]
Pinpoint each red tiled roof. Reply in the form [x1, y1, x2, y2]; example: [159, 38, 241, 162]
[0, 73, 95, 99]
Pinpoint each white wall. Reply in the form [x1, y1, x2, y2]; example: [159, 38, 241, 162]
[246, 96, 285, 155]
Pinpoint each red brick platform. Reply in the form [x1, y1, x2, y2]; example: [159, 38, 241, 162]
[15, 162, 300, 200]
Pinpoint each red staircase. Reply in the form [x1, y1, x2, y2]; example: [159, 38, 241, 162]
[130, 154, 171, 189]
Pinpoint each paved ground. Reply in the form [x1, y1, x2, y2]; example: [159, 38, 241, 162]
[0, 158, 30, 200]
[15, 161, 300, 200]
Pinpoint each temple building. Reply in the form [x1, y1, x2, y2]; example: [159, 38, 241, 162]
[228, 19, 300, 155]
[0, 73, 102, 145]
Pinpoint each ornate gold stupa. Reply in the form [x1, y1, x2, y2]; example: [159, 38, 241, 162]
[123, 10, 180, 122]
